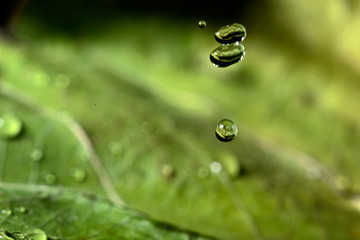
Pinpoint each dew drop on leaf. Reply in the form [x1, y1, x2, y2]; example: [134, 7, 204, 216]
[70, 168, 87, 183]
[1, 208, 12, 216]
[13, 206, 27, 214]
[160, 163, 175, 179]
[30, 149, 43, 162]
[25, 229, 47, 240]
[214, 23, 246, 43]
[0, 114, 22, 139]
[198, 20, 206, 28]
[215, 119, 238, 142]
[45, 173, 57, 185]
[210, 42, 245, 68]
[210, 161, 222, 174]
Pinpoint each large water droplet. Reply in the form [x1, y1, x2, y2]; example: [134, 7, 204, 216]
[70, 168, 86, 183]
[210, 42, 245, 67]
[25, 229, 47, 240]
[198, 20, 206, 28]
[1, 208, 12, 216]
[215, 23, 246, 43]
[215, 119, 238, 142]
[0, 114, 22, 139]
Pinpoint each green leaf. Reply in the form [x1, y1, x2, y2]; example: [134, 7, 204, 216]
[0, 184, 215, 240]
[2, 2, 360, 239]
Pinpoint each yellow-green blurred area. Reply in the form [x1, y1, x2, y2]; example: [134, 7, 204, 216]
[1, 0, 360, 239]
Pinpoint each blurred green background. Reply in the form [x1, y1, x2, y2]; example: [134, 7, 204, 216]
[1, 0, 360, 239]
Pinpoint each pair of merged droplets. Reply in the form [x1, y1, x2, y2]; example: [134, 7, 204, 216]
[210, 23, 246, 67]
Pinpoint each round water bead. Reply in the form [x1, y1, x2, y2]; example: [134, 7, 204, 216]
[215, 23, 246, 44]
[25, 229, 47, 240]
[215, 119, 238, 142]
[210, 42, 245, 67]
[198, 20, 206, 28]
[0, 114, 22, 138]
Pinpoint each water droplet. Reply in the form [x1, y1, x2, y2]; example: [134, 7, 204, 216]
[13, 206, 27, 214]
[30, 148, 43, 162]
[45, 173, 57, 185]
[210, 161, 222, 174]
[160, 163, 175, 179]
[215, 119, 238, 142]
[198, 20, 206, 28]
[0, 114, 22, 139]
[70, 168, 86, 183]
[1, 209, 12, 216]
[25, 229, 47, 240]
[210, 42, 245, 67]
[214, 23, 246, 43]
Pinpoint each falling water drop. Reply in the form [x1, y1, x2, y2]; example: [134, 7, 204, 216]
[0, 114, 22, 139]
[210, 42, 245, 67]
[214, 23, 246, 43]
[215, 119, 238, 142]
[198, 20, 206, 28]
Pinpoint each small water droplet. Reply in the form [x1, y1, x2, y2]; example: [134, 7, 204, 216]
[30, 148, 43, 162]
[210, 161, 222, 174]
[25, 229, 47, 240]
[198, 20, 206, 28]
[160, 163, 176, 179]
[214, 23, 246, 43]
[1, 209, 12, 216]
[70, 168, 86, 183]
[45, 173, 57, 185]
[215, 119, 238, 142]
[13, 206, 27, 214]
[210, 42, 245, 67]
[0, 114, 22, 139]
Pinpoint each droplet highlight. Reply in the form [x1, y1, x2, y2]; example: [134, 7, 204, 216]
[0, 114, 22, 139]
[198, 20, 206, 28]
[214, 23, 246, 44]
[210, 42, 245, 67]
[215, 119, 238, 142]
